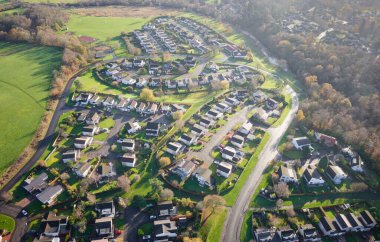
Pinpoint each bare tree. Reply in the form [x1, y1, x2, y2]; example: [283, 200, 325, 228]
[286, 208, 296, 217]
[274, 182, 290, 198]
[160, 188, 174, 201]
[117, 175, 131, 193]
[86, 193, 96, 205]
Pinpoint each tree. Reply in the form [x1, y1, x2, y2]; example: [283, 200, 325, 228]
[172, 111, 184, 120]
[132, 195, 147, 209]
[86, 193, 96, 205]
[286, 208, 296, 217]
[274, 182, 290, 198]
[78, 178, 93, 197]
[276, 199, 283, 208]
[117, 197, 128, 208]
[183, 237, 202, 242]
[77, 218, 87, 234]
[271, 173, 279, 184]
[202, 195, 226, 219]
[162, 51, 171, 62]
[117, 175, 131, 193]
[149, 178, 164, 192]
[160, 188, 174, 201]
[351, 182, 368, 192]
[140, 88, 154, 101]
[60, 172, 70, 181]
[296, 110, 305, 121]
[159, 157, 171, 168]
[74, 79, 83, 90]
[0, 191, 13, 202]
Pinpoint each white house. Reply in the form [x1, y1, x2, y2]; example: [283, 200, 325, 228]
[359, 210, 377, 230]
[319, 216, 345, 237]
[136, 78, 148, 88]
[154, 219, 177, 241]
[36, 185, 63, 205]
[62, 150, 80, 163]
[82, 125, 99, 136]
[117, 99, 129, 111]
[230, 134, 244, 148]
[166, 142, 183, 156]
[215, 102, 230, 113]
[122, 78, 136, 86]
[125, 121, 141, 134]
[199, 117, 215, 128]
[75, 92, 92, 105]
[292, 137, 311, 150]
[128, 100, 138, 110]
[238, 122, 253, 135]
[179, 133, 198, 146]
[335, 214, 353, 232]
[326, 163, 347, 184]
[221, 146, 237, 162]
[193, 167, 213, 188]
[121, 153, 136, 167]
[278, 165, 297, 183]
[303, 165, 325, 186]
[102, 96, 115, 107]
[137, 102, 146, 113]
[74, 162, 92, 178]
[191, 124, 206, 136]
[121, 139, 135, 152]
[74, 136, 93, 149]
[298, 224, 321, 242]
[206, 109, 223, 120]
[145, 103, 158, 115]
[85, 112, 100, 125]
[266, 98, 279, 110]
[216, 161, 233, 178]
[225, 97, 239, 106]
[171, 159, 197, 180]
[346, 213, 365, 232]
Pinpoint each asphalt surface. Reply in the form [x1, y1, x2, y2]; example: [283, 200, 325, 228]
[221, 87, 298, 242]
[123, 207, 149, 242]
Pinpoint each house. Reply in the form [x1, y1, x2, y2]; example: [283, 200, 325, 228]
[359, 210, 377, 230]
[206, 109, 223, 120]
[89, 94, 100, 105]
[117, 98, 129, 111]
[171, 159, 197, 180]
[216, 161, 233, 178]
[277, 226, 298, 242]
[221, 146, 237, 162]
[62, 150, 80, 163]
[303, 165, 325, 186]
[238, 122, 253, 135]
[342, 147, 364, 172]
[157, 201, 177, 218]
[191, 124, 206, 136]
[121, 153, 136, 167]
[266, 98, 279, 110]
[74, 161, 92, 178]
[230, 134, 245, 148]
[75, 92, 92, 105]
[318, 216, 345, 237]
[145, 103, 158, 115]
[253, 228, 276, 242]
[184, 56, 196, 67]
[24, 172, 48, 194]
[278, 165, 297, 183]
[326, 163, 347, 184]
[136, 78, 148, 88]
[102, 96, 115, 107]
[122, 59, 133, 69]
[82, 125, 99, 136]
[77, 110, 89, 122]
[209, 62, 219, 72]
[146, 122, 160, 137]
[122, 78, 136, 86]
[179, 133, 198, 146]
[125, 121, 141, 134]
[194, 167, 213, 188]
[177, 78, 189, 88]
[166, 142, 183, 155]
[346, 213, 365, 232]
[95, 201, 115, 218]
[132, 58, 145, 68]
[128, 100, 138, 110]
[74, 136, 93, 149]
[121, 139, 135, 152]
[215, 102, 230, 113]
[38, 212, 68, 239]
[165, 79, 177, 89]
[137, 102, 146, 113]
[299, 224, 321, 242]
[154, 219, 177, 241]
[149, 78, 161, 87]
[292, 137, 311, 150]
[225, 97, 239, 106]
[253, 90, 267, 103]
[36, 185, 63, 205]
[99, 162, 116, 181]
[95, 217, 114, 238]
[315, 132, 337, 146]
[335, 214, 353, 232]
[86, 112, 100, 125]
[237, 90, 248, 99]
[199, 117, 215, 128]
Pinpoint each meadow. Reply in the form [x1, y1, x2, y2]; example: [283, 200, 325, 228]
[0, 42, 61, 175]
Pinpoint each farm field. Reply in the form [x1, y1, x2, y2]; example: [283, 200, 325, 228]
[0, 42, 61, 175]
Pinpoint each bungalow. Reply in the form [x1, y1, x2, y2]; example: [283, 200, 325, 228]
[335, 214, 353, 232]
[95, 201, 115, 218]
[346, 213, 365, 232]
[191, 124, 206, 136]
[315, 132, 337, 146]
[233, 50, 247, 59]
[266, 98, 279, 110]
[299, 224, 321, 242]
[238, 122, 253, 135]
[105, 68, 119, 77]
[277, 226, 298, 242]
[24, 172, 48, 194]
[136, 78, 148, 88]
[216, 161, 233, 178]
[76, 111, 89, 123]
[121, 153, 137, 167]
[132, 58, 145, 68]
[74, 136, 93, 149]
[166, 142, 183, 156]
[75, 92, 92, 105]
[122, 78, 136, 86]
[171, 159, 197, 180]
[225, 97, 239, 106]
[215, 102, 230, 113]
[253, 228, 276, 242]
[125, 121, 141, 134]
[303, 165, 325, 186]
[99, 162, 116, 180]
[193, 167, 213, 188]
[62, 150, 80, 163]
[359, 210, 377, 230]
[292, 137, 311, 150]
[206, 109, 223, 120]
[318, 216, 345, 237]
[149, 77, 161, 87]
[165, 79, 177, 89]
[198, 76, 209, 85]
[38, 212, 68, 238]
[116, 98, 129, 111]
[199, 117, 215, 128]
[137, 102, 146, 113]
[36, 185, 63, 205]
[86, 111, 100, 125]
[230, 134, 245, 148]
[82, 125, 99, 136]
[179, 133, 198, 146]
[128, 100, 138, 110]
[121, 139, 135, 152]
[326, 163, 347, 184]
[102, 96, 115, 107]
[157, 201, 177, 217]
[74, 161, 92, 178]
[146, 122, 160, 137]
[221, 146, 237, 162]
[278, 165, 298, 183]
[145, 103, 158, 115]
[95, 217, 114, 238]
[154, 219, 178, 241]
[89, 94, 100, 105]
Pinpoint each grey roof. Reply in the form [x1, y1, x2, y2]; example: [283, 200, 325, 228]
[24, 172, 48, 193]
[36, 185, 63, 204]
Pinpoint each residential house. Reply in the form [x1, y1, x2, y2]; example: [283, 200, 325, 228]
[292, 137, 311, 150]
[184, 56, 196, 67]
[36, 185, 63, 205]
[121, 153, 136, 167]
[75, 92, 92, 105]
[102, 96, 115, 107]
[177, 78, 189, 88]
[253, 228, 276, 242]
[318, 216, 345, 237]
[117, 98, 129, 111]
[154, 219, 178, 241]
[199, 117, 215, 128]
[122, 78, 136, 86]
[86, 112, 100, 125]
[82, 125, 99, 136]
[157, 201, 177, 217]
[125, 121, 141, 134]
[137, 102, 146, 113]
[216, 161, 233, 178]
[77, 110, 89, 122]
[149, 78, 161, 88]
[206, 109, 223, 120]
[299, 224, 321, 242]
[122, 59, 133, 69]
[346, 213, 365, 232]
[303, 165, 325, 186]
[315, 132, 337, 146]
[24, 172, 48, 194]
[277, 226, 298, 242]
[95, 201, 115, 218]
[62, 150, 80, 163]
[179, 133, 198, 146]
[128, 100, 138, 110]
[238, 122, 253, 135]
[145, 103, 158, 115]
[359, 210, 377, 230]
[121, 139, 135, 152]
[237, 90, 248, 99]
[99, 162, 116, 181]
[74, 161, 92, 178]
[136, 78, 148, 88]
[221, 146, 238, 162]
[165, 79, 177, 89]
[326, 163, 347, 184]
[95, 217, 114, 238]
[37, 212, 68, 239]
[225, 97, 239, 106]
[335, 214, 353, 232]
[193, 167, 213, 188]
[132, 58, 145, 68]
[266, 98, 279, 110]
[89, 94, 100, 105]
[74, 136, 93, 149]
[253, 90, 267, 103]
[171, 159, 197, 180]
[215, 102, 230, 113]
[146, 122, 160, 137]
[230, 134, 245, 148]
[278, 165, 297, 183]
[166, 142, 183, 156]
[191, 124, 206, 136]
[342, 147, 364, 172]
[209, 62, 219, 72]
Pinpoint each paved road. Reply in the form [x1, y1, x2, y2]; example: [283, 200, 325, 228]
[221, 86, 298, 242]
[123, 207, 149, 242]
[0, 202, 28, 241]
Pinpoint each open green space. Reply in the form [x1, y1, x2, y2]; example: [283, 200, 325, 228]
[200, 208, 228, 242]
[0, 213, 16, 232]
[240, 211, 254, 242]
[0, 42, 61, 175]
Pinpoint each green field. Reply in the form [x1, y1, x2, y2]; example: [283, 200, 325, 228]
[0, 213, 16, 232]
[0, 42, 61, 175]
[21, 0, 78, 3]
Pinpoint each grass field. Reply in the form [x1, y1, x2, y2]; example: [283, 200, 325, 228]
[0, 42, 61, 175]
[0, 213, 16, 232]
[200, 208, 228, 242]
[21, 0, 78, 3]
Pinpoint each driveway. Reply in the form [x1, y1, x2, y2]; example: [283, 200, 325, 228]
[123, 207, 149, 242]
[188, 106, 252, 167]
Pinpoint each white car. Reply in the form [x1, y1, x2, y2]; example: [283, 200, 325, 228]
[21, 210, 28, 216]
